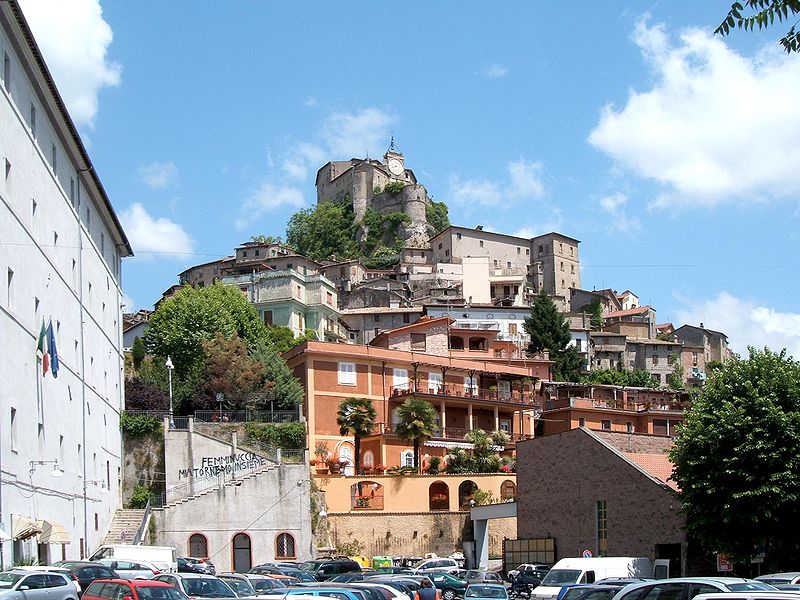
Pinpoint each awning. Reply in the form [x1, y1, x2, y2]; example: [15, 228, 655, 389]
[37, 520, 70, 544]
[12, 515, 42, 541]
[425, 441, 475, 450]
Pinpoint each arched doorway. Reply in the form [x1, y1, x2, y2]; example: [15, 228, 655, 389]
[188, 533, 208, 558]
[232, 532, 251, 572]
[458, 480, 478, 510]
[501, 480, 516, 501]
[429, 481, 450, 511]
[339, 445, 354, 476]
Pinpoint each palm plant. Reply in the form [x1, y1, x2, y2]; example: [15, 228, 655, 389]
[394, 397, 437, 473]
[336, 397, 377, 475]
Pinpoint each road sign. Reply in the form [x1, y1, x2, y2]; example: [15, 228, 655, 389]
[717, 553, 733, 572]
[583, 549, 593, 558]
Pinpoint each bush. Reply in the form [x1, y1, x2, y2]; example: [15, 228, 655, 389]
[383, 181, 406, 194]
[129, 484, 152, 509]
[120, 412, 162, 438]
[244, 422, 306, 449]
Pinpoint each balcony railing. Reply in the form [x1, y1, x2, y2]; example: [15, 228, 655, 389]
[390, 385, 535, 405]
[544, 397, 686, 413]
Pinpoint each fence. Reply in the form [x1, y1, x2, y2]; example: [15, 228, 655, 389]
[193, 410, 299, 424]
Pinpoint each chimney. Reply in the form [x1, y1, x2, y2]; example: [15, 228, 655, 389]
[700, 322, 704, 328]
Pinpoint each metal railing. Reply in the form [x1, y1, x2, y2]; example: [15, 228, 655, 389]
[132, 499, 150, 544]
[194, 410, 299, 424]
[125, 410, 169, 418]
[390, 385, 534, 404]
[171, 416, 190, 430]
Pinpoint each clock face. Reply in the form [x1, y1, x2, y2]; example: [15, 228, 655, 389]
[388, 158, 404, 176]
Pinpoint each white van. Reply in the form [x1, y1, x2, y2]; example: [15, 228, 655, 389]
[89, 544, 177, 573]
[531, 557, 665, 600]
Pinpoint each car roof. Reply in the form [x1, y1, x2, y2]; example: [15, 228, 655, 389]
[467, 583, 506, 587]
[693, 594, 800, 600]
[758, 575, 800, 579]
[612, 578, 768, 598]
[90, 579, 174, 587]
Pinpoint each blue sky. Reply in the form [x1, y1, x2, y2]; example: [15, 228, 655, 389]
[18, 1, 800, 357]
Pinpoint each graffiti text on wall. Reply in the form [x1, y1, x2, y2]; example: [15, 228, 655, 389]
[178, 452, 268, 479]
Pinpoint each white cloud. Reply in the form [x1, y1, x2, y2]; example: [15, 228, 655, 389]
[236, 183, 306, 230]
[449, 159, 546, 208]
[588, 18, 800, 209]
[482, 64, 508, 79]
[675, 292, 800, 359]
[19, 0, 121, 128]
[139, 161, 178, 189]
[322, 108, 396, 158]
[120, 203, 194, 259]
[304, 96, 319, 108]
[598, 192, 641, 234]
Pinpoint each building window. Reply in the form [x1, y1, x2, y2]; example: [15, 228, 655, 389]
[276, 533, 296, 558]
[402, 313, 410, 324]
[501, 480, 517, 501]
[526, 248, 530, 255]
[508, 323, 517, 335]
[479, 240, 484, 248]
[517, 247, 521, 254]
[438, 243, 443, 250]
[10, 408, 17, 452]
[538, 244, 544, 254]
[263, 310, 273, 326]
[232, 533, 252, 572]
[189, 533, 208, 558]
[692, 352, 698, 366]
[464, 375, 478, 396]
[456, 233, 462, 240]
[374, 314, 381, 323]
[653, 355, 659, 366]
[94, 513, 99, 531]
[401, 450, 414, 468]
[393, 368, 409, 391]
[3, 52, 10, 93]
[338, 362, 356, 385]
[596, 500, 608, 556]
[30, 103, 36, 136]
[601, 419, 611, 430]
[458, 480, 478, 510]
[362, 451, 375, 470]
[326, 291, 333, 305]
[445, 249, 449, 257]
[351, 481, 384, 510]
[626, 422, 633, 433]
[428, 372, 443, 393]
[429, 481, 450, 510]
[411, 333, 426, 351]
[51, 143, 57, 173]
[242, 251, 248, 257]
[560, 261, 564, 271]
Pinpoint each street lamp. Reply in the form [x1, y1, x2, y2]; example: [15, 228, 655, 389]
[165, 356, 175, 429]
[29, 459, 63, 478]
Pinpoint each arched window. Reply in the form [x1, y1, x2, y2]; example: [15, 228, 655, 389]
[232, 532, 252, 572]
[429, 481, 450, 511]
[501, 480, 516, 501]
[188, 533, 208, 558]
[449, 336, 464, 350]
[401, 450, 415, 468]
[458, 480, 478, 510]
[339, 444, 354, 477]
[276, 533, 296, 559]
[362, 451, 375, 470]
[468, 337, 487, 351]
[351, 481, 384, 510]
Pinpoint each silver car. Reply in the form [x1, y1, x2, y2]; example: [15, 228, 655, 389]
[0, 570, 79, 600]
[96, 559, 162, 580]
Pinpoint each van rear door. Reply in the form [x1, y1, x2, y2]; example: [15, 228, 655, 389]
[653, 560, 670, 579]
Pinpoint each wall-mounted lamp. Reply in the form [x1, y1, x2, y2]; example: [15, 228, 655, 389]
[30, 459, 63, 478]
[87, 479, 109, 494]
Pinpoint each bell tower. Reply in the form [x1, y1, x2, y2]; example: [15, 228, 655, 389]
[384, 137, 405, 178]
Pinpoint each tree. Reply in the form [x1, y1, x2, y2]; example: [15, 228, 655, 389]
[426, 199, 450, 234]
[524, 290, 581, 382]
[131, 336, 146, 371]
[250, 235, 281, 244]
[394, 398, 438, 473]
[124, 377, 168, 410]
[336, 398, 378, 475]
[144, 283, 268, 377]
[670, 348, 800, 565]
[249, 341, 305, 410]
[196, 333, 266, 410]
[666, 364, 685, 390]
[285, 197, 359, 262]
[716, 1, 800, 53]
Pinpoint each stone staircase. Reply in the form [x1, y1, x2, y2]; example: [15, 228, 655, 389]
[161, 462, 278, 509]
[103, 508, 147, 544]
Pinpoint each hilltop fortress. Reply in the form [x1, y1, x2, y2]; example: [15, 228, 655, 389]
[314, 142, 437, 248]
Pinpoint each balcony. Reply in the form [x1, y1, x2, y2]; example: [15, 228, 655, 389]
[543, 397, 686, 413]
[389, 385, 536, 405]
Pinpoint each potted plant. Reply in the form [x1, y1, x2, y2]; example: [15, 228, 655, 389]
[327, 457, 342, 474]
[314, 441, 330, 474]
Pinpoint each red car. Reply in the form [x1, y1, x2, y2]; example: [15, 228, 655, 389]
[82, 579, 188, 600]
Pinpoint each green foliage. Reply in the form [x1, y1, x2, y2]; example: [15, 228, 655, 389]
[666, 365, 685, 390]
[12, 557, 41, 567]
[144, 283, 267, 378]
[250, 235, 282, 244]
[394, 398, 438, 472]
[427, 455, 441, 474]
[426, 199, 450, 234]
[337, 397, 378, 475]
[197, 333, 266, 410]
[336, 538, 365, 556]
[363, 251, 401, 270]
[244, 421, 306, 449]
[472, 489, 496, 506]
[716, 0, 800, 53]
[657, 331, 676, 342]
[445, 429, 504, 474]
[132, 336, 146, 370]
[286, 197, 359, 262]
[670, 348, 800, 564]
[383, 181, 406, 194]
[265, 326, 317, 353]
[249, 341, 304, 410]
[124, 377, 168, 411]
[525, 290, 581, 381]
[128, 484, 153, 509]
[361, 209, 411, 257]
[582, 368, 659, 388]
[120, 411, 162, 437]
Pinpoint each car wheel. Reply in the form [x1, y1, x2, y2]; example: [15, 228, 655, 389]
[443, 589, 456, 600]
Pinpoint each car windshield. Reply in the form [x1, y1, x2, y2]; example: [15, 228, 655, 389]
[542, 570, 582, 586]
[726, 583, 777, 591]
[466, 586, 507, 599]
[184, 578, 237, 598]
[301, 562, 320, 573]
[562, 589, 591, 600]
[0, 573, 23, 588]
[137, 587, 189, 600]
[222, 580, 255, 595]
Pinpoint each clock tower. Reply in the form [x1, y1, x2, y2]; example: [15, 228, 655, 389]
[384, 137, 405, 177]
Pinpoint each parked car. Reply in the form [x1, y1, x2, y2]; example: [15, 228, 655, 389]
[413, 559, 460, 576]
[50, 562, 120, 595]
[216, 575, 257, 597]
[349, 582, 413, 600]
[82, 579, 188, 600]
[279, 569, 318, 583]
[374, 569, 414, 576]
[465, 584, 509, 600]
[610, 577, 777, 600]
[299, 560, 362, 582]
[755, 574, 800, 586]
[464, 573, 504, 585]
[429, 572, 468, 600]
[0, 570, 79, 600]
[177, 559, 216, 576]
[329, 574, 367, 583]
[560, 585, 630, 600]
[96, 560, 163, 580]
[229, 574, 287, 594]
[152, 574, 237, 600]
[693, 593, 800, 600]
[11, 567, 82, 595]
[257, 588, 364, 600]
[508, 567, 550, 583]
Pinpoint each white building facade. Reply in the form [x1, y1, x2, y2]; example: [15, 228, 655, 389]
[1, 1, 132, 567]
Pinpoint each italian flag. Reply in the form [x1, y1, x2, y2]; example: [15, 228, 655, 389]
[37, 319, 50, 375]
